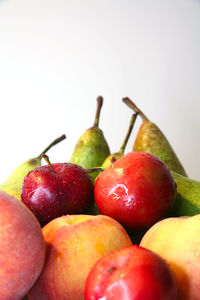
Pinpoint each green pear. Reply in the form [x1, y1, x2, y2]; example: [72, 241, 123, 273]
[101, 113, 138, 169]
[170, 171, 200, 216]
[0, 134, 66, 200]
[122, 97, 187, 176]
[69, 96, 110, 169]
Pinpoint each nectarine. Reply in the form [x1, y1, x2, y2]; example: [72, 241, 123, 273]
[140, 214, 200, 300]
[28, 214, 132, 300]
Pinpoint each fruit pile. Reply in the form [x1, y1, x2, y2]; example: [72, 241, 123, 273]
[0, 97, 199, 300]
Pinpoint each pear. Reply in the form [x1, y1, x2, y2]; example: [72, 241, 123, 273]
[122, 97, 187, 176]
[0, 134, 66, 200]
[101, 113, 138, 169]
[170, 171, 200, 216]
[69, 96, 110, 169]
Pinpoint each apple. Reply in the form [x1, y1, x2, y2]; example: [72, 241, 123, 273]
[28, 214, 132, 300]
[85, 245, 178, 300]
[0, 191, 46, 300]
[21, 156, 94, 226]
[94, 152, 176, 231]
[140, 214, 200, 300]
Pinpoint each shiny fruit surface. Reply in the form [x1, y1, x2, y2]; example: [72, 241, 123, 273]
[94, 152, 176, 231]
[21, 162, 94, 226]
[85, 245, 177, 300]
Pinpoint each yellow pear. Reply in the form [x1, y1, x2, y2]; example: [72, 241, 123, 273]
[122, 97, 187, 176]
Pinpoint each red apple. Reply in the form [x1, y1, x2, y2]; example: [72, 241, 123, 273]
[85, 245, 178, 300]
[94, 152, 176, 231]
[21, 159, 94, 226]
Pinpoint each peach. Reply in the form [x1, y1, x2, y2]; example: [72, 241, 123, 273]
[0, 191, 46, 300]
[28, 214, 132, 300]
[140, 214, 200, 300]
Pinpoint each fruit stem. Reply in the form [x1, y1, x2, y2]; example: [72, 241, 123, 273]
[86, 167, 105, 173]
[41, 154, 56, 174]
[37, 134, 66, 158]
[93, 96, 103, 127]
[119, 113, 138, 154]
[122, 98, 149, 121]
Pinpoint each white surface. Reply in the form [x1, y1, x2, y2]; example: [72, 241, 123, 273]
[0, 0, 200, 182]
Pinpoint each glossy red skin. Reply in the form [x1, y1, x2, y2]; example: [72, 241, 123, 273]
[85, 245, 177, 300]
[21, 163, 94, 226]
[94, 152, 176, 231]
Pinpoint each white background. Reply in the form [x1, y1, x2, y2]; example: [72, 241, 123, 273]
[0, 0, 200, 182]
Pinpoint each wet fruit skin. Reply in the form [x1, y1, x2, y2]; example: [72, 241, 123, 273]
[85, 245, 178, 300]
[21, 163, 94, 226]
[94, 152, 177, 231]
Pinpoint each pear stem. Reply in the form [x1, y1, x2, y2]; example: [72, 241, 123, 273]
[41, 154, 56, 174]
[119, 113, 138, 154]
[86, 167, 105, 173]
[122, 97, 149, 121]
[38, 134, 66, 158]
[93, 96, 103, 127]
